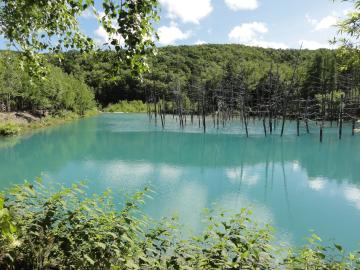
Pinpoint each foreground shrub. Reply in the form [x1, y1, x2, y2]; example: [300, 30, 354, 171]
[0, 182, 359, 270]
[0, 123, 21, 136]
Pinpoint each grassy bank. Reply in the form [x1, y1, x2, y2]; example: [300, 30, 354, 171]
[0, 109, 99, 137]
[0, 182, 359, 270]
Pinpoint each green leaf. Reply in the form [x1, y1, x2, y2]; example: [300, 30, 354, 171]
[316, 252, 326, 259]
[311, 233, 322, 242]
[334, 244, 343, 252]
[84, 254, 95, 265]
[125, 259, 139, 269]
[0, 195, 4, 209]
[95, 242, 106, 250]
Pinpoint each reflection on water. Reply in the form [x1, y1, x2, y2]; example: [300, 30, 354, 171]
[0, 113, 359, 249]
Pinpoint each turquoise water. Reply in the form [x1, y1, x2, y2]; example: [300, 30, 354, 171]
[0, 113, 360, 250]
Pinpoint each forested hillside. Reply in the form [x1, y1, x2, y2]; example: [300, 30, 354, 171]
[1, 44, 359, 121]
[51, 44, 358, 108]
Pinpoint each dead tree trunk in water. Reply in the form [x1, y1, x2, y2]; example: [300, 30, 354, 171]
[202, 88, 206, 133]
[296, 99, 300, 136]
[159, 96, 166, 129]
[352, 119, 356, 136]
[243, 98, 248, 138]
[339, 96, 343, 140]
[263, 116, 267, 137]
[305, 97, 310, 134]
[280, 102, 286, 137]
[320, 124, 323, 143]
[162, 95, 166, 127]
[159, 103, 164, 129]
[154, 95, 158, 125]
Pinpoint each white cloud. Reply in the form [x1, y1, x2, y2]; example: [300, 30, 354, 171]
[306, 14, 338, 31]
[158, 24, 191, 45]
[229, 22, 267, 43]
[226, 168, 241, 181]
[292, 161, 301, 172]
[94, 26, 109, 43]
[308, 178, 326, 191]
[299, 39, 334, 50]
[343, 9, 354, 16]
[218, 193, 274, 224]
[81, 9, 105, 20]
[228, 22, 287, 49]
[344, 186, 360, 210]
[159, 0, 213, 24]
[314, 16, 338, 31]
[224, 0, 259, 11]
[94, 13, 126, 47]
[159, 165, 182, 183]
[251, 40, 288, 49]
[161, 182, 208, 231]
[226, 167, 259, 186]
[81, 9, 96, 19]
[195, 40, 207, 45]
[94, 26, 124, 46]
[100, 161, 154, 190]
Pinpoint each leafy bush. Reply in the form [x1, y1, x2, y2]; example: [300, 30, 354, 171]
[104, 100, 148, 113]
[0, 182, 359, 270]
[0, 123, 21, 136]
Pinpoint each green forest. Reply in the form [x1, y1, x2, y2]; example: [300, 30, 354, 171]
[2, 44, 359, 120]
[0, 52, 95, 115]
[52, 45, 359, 108]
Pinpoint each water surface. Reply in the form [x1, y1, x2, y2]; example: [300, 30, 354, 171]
[1, 113, 359, 249]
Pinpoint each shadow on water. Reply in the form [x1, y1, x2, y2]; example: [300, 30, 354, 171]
[0, 113, 360, 249]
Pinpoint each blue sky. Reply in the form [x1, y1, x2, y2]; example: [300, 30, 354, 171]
[0, 0, 356, 50]
[81, 0, 354, 49]
[151, 0, 354, 49]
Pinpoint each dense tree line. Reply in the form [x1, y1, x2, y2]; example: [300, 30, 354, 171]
[2, 44, 359, 122]
[53, 45, 359, 115]
[0, 52, 95, 115]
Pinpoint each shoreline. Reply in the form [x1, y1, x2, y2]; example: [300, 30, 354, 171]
[0, 109, 99, 137]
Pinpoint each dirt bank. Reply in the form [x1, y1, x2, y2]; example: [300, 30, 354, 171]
[0, 112, 41, 125]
